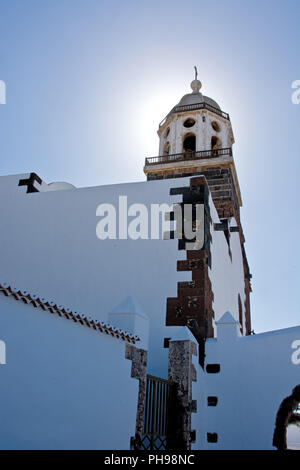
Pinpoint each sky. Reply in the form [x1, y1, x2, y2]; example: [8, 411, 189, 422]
[0, 0, 299, 334]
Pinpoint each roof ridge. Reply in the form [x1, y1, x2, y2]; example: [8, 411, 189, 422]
[0, 282, 139, 344]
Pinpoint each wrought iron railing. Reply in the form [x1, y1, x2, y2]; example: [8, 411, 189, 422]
[159, 102, 230, 127]
[145, 147, 232, 166]
[141, 374, 174, 450]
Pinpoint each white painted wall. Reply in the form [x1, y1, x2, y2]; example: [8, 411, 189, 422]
[0, 173, 246, 378]
[0, 293, 139, 449]
[0, 174, 190, 378]
[208, 198, 247, 333]
[191, 315, 300, 450]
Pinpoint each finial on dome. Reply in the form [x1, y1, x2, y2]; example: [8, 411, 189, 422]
[190, 66, 202, 94]
[194, 65, 198, 81]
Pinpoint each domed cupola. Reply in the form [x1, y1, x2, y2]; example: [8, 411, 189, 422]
[150, 67, 234, 161]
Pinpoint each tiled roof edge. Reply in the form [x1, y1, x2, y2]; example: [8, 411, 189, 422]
[0, 282, 140, 344]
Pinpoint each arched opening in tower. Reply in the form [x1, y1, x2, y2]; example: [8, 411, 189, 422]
[163, 141, 170, 156]
[211, 136, 221, 151]
[183, 134, 196, 154]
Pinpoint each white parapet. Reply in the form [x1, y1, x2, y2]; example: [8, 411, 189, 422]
[108, 296, 150, 350]
[215, 311, 242, 342]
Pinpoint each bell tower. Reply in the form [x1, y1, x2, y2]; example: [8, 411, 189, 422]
[144, 67, 242, 223]
[144, 68, 242, 225]
[144, 69, 252, 336]
[158, 67, 234, 156]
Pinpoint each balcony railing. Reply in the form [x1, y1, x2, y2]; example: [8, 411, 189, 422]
[159, 102, 230, 127]
[145, 147, 232, 166]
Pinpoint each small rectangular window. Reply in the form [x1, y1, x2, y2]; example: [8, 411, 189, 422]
[207, 433, 218, 443]
[206, 364, 220, 373]
[207, 396, 218, 406]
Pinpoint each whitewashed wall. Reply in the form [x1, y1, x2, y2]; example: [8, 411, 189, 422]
[208, 198, 247, 334]
[191, 314, 300, 449]
[0, 173, 246, 378]
[0, 293, 140, 449]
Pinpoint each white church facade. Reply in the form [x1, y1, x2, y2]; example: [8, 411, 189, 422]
[0, 72, 299, 450]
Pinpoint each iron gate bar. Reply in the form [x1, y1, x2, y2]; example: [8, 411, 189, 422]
[142, 374, 174, 450]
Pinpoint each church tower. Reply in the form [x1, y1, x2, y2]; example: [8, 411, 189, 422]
[144, 68, 252, 341]
[144, 68, 241, 223]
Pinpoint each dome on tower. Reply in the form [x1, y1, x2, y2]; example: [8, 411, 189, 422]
[176, 69, 221, 110]
[159, 68, 223, 128]
[177, 92, 221, 110]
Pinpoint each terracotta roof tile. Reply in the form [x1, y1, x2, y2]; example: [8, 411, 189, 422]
[0, 282, 139, 344]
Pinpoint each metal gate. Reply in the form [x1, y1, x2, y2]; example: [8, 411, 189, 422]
[141, 374, 174, 450]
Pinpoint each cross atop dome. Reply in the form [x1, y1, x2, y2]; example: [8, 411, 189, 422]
[191, 66, 202, 94]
